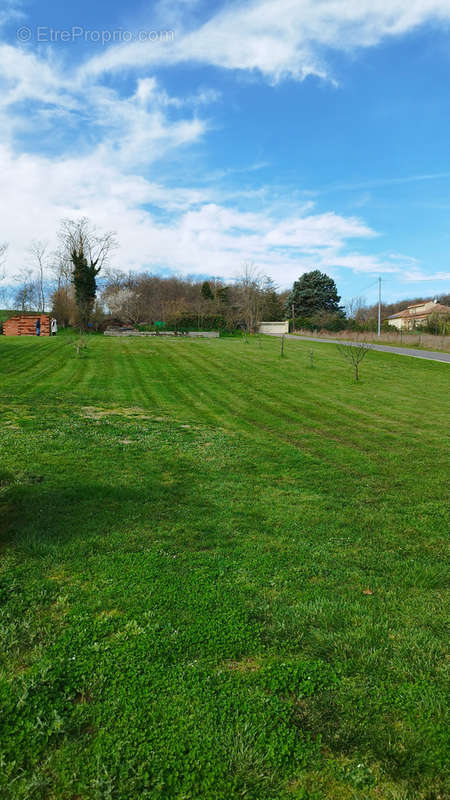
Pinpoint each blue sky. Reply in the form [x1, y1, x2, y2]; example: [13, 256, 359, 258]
[1, 0, 450, 305]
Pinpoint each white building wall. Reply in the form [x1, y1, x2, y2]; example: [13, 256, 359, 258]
[258, 321, 289, 334]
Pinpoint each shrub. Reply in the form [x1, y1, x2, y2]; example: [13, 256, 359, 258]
[165, 313, 228, 331]
[425, 312, 450, 336]
[294, 312, 346, 332]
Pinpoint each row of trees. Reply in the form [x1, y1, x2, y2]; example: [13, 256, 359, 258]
[1, 222, 287, 332]
[2, 219, 448, 333]
[102, 266, 285, 331]
[1, 220, 117, 330]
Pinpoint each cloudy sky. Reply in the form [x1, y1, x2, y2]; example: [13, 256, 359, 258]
[1, 0, 450, 303]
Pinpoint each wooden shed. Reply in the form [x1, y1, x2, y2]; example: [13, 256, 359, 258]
[3, 313, 51, 337]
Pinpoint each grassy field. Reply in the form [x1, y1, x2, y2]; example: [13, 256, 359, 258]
[0, 332, 448, 800]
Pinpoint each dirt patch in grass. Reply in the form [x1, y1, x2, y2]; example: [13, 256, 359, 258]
[96, 609, 122, 620]
[224, 657, 261, 673]
[81, 405, 156, 420]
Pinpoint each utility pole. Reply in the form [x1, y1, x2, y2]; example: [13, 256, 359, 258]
[291, 304, 295, 333]
[377, 277, 381, 337]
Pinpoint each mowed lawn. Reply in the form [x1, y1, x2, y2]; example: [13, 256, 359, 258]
[0, 333, 448, 800]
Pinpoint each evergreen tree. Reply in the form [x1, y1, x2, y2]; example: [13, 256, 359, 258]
[216, 285, 230, 304]
[261, 278, 284, 321]
[71, 245, 101, 330]
[201, 280, 214, 301]
[286, 270, 344, 317]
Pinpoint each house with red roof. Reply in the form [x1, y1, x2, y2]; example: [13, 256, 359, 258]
[386, 300, 450, 330]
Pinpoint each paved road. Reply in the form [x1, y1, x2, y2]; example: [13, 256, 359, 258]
[269, 334, 450, 363]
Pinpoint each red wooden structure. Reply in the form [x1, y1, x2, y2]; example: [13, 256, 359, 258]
[3, 314, 51, 337]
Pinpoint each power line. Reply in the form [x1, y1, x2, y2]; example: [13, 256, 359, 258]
[358, 278, 381, 296]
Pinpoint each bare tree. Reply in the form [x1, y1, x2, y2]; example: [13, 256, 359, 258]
[50, 242, 77, 326]
[0, 242, 7, 281]
[0, 285, 8, 308]
[0, 243, 9, 308]
[58, 218, 116, 272]
[72, 336, 88, 357]
[51, 286, 76, 327]
[99, 270, 284, 332]
[58, 218, 117, 329]
[346, 296, 366, 320]
[337, 342, 371, 382]
[235, 262, 265, 332]
[52, 245, 73, 291]
[13, 269, 38, 311]
[105, 287, 144, 325]
[28, 241, 50, 312]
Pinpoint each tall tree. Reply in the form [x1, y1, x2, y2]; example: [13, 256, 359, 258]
[58, 218, 117, 330]
[261, 277, 284, 321]
[28, 241, 49, 312]
[51, 286, 76, 328]
[287, 270, 344, 317]
[201, 280, 214, 301]
[0, 243, 8, 307]
[236, 262, 265, 332]
[215, 285, 230, 305]
[72, 248, 100, 330]
[13, 269, 37, 311]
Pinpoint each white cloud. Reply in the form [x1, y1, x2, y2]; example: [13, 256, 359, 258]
[0, 7, 445, 291]
[133, 77, 220, 109]
[0, 44, 76, 110]
[404, 270, 450, 281]
[317, 172, 450, 194]
[0, 141, 407, 288]
[82, 0, 450, 83]
[0, 45, 208, 168]
[320, 251, 400, 274]
[91, 88, 207, 168]
[264, 213, 374, 249]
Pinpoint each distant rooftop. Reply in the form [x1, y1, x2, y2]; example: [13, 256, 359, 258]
[388, 302, 450, 320]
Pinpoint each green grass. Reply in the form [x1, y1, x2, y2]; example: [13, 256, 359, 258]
[0, 333, 448, 800]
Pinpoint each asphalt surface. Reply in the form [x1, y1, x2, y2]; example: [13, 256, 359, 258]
[269, 334, 450, 363]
